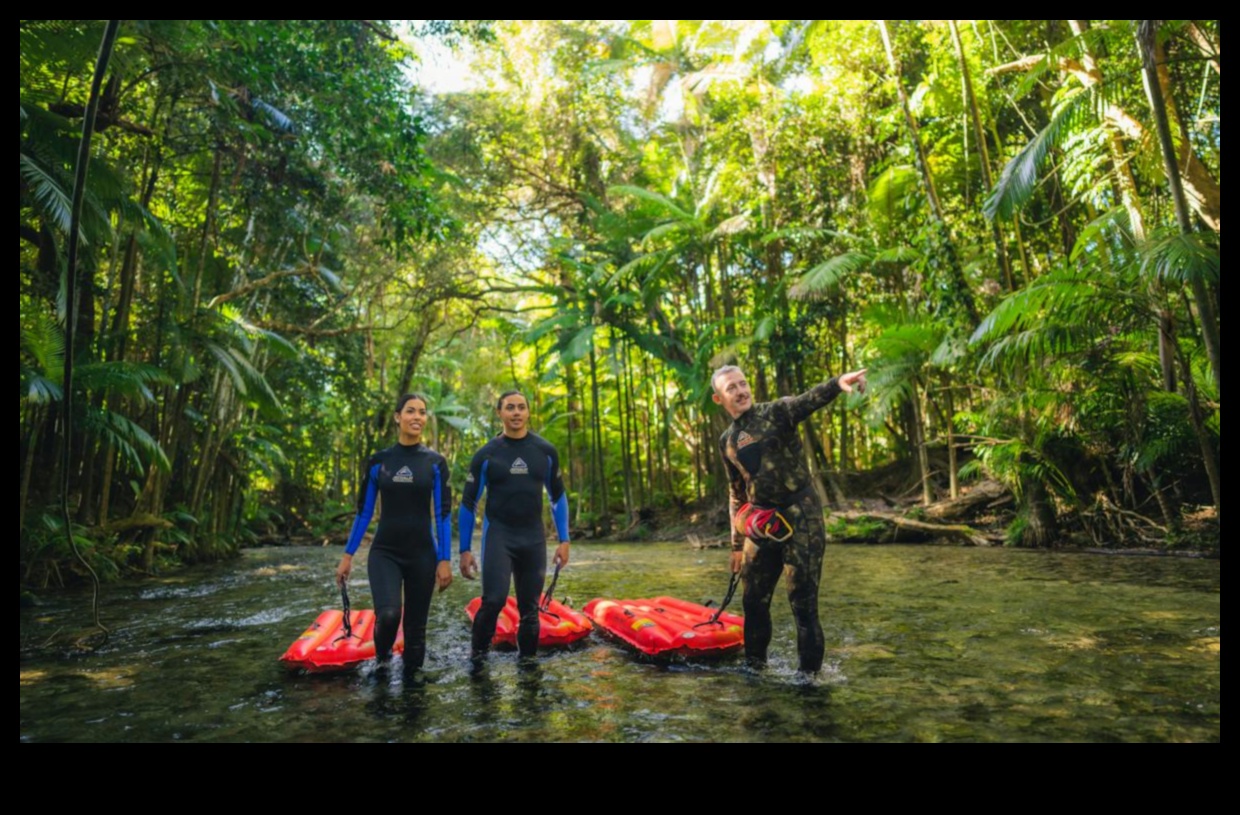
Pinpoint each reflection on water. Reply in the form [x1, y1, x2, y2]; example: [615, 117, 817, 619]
[19, 543, 1219, 742]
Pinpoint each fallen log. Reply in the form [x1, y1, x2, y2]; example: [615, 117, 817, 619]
[828, 510, 998, 546]
[923, 480, 1011, 521]
[98, 513, 174, 535]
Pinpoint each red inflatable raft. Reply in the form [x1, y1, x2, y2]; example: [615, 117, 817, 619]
[279, 609, 404, 672]
[582, 596, 744, 658]
[465, 596, 593, 648]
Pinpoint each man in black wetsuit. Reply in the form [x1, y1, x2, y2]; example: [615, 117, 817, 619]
[459, 390, 571, 662]
[712, 364, 867, 673]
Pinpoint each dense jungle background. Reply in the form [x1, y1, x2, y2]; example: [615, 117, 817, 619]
[19, 20, 1220, 593]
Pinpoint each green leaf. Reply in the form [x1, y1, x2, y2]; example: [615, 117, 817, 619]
[754, 316, 776, 341]
[559, 325, 596, 364]
[20, 153, 75, 237]
[1070, 206, 1132, 262]
[1140, 230, 1219, 284]
[252, 98, 295, 133]
[984, 88, 1093, 221]
[791, 252, 871, 299]
[608, 185, 693, 221]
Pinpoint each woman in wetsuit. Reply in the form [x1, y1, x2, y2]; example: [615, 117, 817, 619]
[335, 393, 453, 671]
[458, 390, 570, 663]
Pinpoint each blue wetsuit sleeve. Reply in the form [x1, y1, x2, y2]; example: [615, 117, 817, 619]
[345, 462, 380, 555]
[546, 449, 570, 542]
[458, 451, 488, 554]
[433, 460, 452, 562]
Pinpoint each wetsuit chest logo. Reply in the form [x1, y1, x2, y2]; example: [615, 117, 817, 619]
[510, 457, 529, 475]
[392, 465, 415, 483]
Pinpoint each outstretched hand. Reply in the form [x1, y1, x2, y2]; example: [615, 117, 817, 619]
[838, 368, 868, 394]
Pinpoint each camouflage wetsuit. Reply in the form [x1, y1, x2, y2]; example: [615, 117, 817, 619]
[720, 377, 841, 672]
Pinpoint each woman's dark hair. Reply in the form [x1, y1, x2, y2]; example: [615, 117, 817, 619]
[395, 392, 429, 413]
[495, 390, 527, 410]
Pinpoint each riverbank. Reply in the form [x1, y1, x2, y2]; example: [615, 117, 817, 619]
[592, 479, 1220, 558]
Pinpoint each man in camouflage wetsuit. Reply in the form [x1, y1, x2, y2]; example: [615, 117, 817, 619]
[713, 364, 868, 673]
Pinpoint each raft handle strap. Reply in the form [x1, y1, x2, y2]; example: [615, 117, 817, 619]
[695, 572, 740, 628]
[540, 562, 562, 613]
[334, 583, 355, 643]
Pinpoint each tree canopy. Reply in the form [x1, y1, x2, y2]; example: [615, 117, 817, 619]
[20, 20, 1220, 587]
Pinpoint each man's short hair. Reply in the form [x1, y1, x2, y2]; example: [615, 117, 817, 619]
[711, 364, 744, 393]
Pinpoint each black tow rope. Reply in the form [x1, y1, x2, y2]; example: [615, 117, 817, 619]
[539, 562, 562, 617]
[696, 571, 741, 628]
[335, 583, 355, 642]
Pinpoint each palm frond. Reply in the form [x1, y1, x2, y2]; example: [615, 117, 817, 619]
[20, 153, 75, 237]
[1139, 230, 1219, 284]
[252, 98, 296, 133]
[315, 264, 343, 293]
[82, 407, 170, 473]
[608, 184, 694, 221]
[863, 368, 918, 423]
[22, 368, 63, 404]
[558, 325, 597, 365]
[74, 361, 172, 402]
[611, 248, 670, 286]
[225, 346, 282, 411]
[929, 329, 968, 368]
[523, 310, 585, 344]
[790, 252, 871, 300]
[971, 270, 1109, 347]
[707, 213, 752, 239]
[984, 88, 1094, 221]
[120, 195, 176, 256]
[206, 342, 247, 395]
[761, 226, 857, 245]
[220, 308, 299, 358]
[1070, 206, 1132, 262]
[867, 164, 920, 224]
[21, 314, 65, 373]
[978, 324, 1098, 371]
[753, 315, 776, 342]
[869, 321, 945, 360]
[873, 245, 920, 264]
[641, 220, 697, 249]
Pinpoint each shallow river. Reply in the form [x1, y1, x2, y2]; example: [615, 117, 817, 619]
[19, 542, 1220, 742]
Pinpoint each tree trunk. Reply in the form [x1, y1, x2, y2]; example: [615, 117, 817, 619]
[1172, 319, 1221, 515]
[913, 380, 934, 505]
[192, 146, 223, 311]
[610, 330, 635, 523]
[944, 373, 959, 500]
[950, 20, 1015, 292]
[1018, 477, 1059, 547]
[20, 413, 44, 533]
[1137, 20, 1221, 392]
[588, 342, 610, 533]
[879, 20, 980, 326]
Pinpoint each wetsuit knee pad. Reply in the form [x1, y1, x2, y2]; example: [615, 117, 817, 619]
[477, 597, 506, 617]
[376, 606, 402, 630]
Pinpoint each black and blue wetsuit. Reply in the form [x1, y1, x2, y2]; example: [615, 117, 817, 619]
[345, 442, 452, 668]
[459, 432, 570, 657]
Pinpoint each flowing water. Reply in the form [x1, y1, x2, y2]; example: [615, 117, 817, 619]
[19, 542, 1220, 742]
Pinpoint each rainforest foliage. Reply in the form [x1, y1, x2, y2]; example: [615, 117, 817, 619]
[19, 20, 1220, 587]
